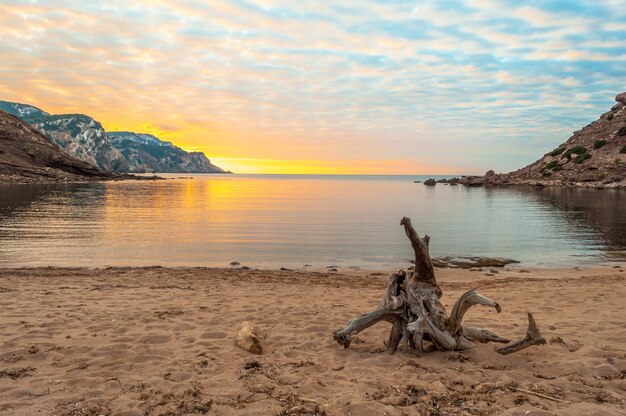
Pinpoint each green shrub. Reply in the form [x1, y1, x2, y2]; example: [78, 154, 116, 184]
[562, 145, 587, 158]
[542, 172, 551, 177]
[553, 165, 563, 171]
[574, 153, 592, 164]
[593, 140, 607, 149]
[545, 160, 559, 169]
[618, 126, 626, 136]
[549, 147, 566, 156]
[621, 145, 626, 154]
[607, 112, 614, 121]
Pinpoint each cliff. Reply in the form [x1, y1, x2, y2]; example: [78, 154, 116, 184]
[457, 92, 626, 189]
[0, 101, 227, 174]
[0, 110, 112, 183]
[108, 131, 226, 173]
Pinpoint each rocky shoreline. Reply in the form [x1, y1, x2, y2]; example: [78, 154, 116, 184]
[422, 172, 626, 190]
[0, 172, 163, 185]
[423, 92, 626, 190]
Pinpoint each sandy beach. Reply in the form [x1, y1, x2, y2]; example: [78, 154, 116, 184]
[0, 265, 624, 416]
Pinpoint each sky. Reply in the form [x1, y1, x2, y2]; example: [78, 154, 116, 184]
[0, 0, 624, 174]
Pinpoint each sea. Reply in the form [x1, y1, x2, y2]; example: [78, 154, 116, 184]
[0, 174, 624, 269]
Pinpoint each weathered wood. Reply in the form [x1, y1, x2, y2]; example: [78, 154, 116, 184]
[497, 312, 546, 355]
[333, 217, 545, 357]
[386, 317, 404, 353]
[400, 217, 437, 287]
[448, 289, 501, 334]
[334, 307, 403, 348]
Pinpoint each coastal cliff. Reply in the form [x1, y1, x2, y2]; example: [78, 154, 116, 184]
[108, 131, 226, 173]
[432, 93, 626, 189]
[0, 101, 227, 174]
[491, 92, 625, 188]
[0, 110, 113, 183]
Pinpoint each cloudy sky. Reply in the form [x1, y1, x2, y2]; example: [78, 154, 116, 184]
[0, 0, 624, 174]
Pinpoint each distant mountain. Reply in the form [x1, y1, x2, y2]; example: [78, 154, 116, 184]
[462, 92, 626, 189]
[0, 109, 112, 182]
[108, 131, 226, 173]
[0, 100, 129, 171]
[0, 100, 227, 174]
[0, 101, 47, 118]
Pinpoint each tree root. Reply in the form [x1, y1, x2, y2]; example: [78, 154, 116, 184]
[333, 217, 546, 357]
[497, 312, 546, 355]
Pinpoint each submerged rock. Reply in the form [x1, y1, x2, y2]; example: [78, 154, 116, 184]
[429, 256, 520, 269]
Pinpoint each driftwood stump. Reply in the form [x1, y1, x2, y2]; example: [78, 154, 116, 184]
[334, 217, 546, 355]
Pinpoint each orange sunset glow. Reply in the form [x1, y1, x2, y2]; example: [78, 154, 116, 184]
[1, 1, 624, 174]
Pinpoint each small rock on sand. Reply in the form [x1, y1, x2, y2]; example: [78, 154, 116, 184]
[235, 321, 262, 354]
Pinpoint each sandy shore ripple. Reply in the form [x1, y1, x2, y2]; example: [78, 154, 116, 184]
[0, 266, 625, 415]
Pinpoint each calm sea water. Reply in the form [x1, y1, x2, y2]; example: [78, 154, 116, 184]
[0, 174, 624, 268]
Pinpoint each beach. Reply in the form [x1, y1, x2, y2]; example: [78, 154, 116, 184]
[0, 266, 624, 415]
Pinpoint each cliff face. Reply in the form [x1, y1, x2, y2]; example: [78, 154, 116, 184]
[0, 110, 111, 183]
[0, 101, 129, 172]
[0, 101, 227, 174]
[29, 114, 130, 172]
[108, 131, 226, 173]
[470, 93, 626, 188]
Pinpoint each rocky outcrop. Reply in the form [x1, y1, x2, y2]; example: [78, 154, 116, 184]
[108, 131, 226, 173]
[0, 110, 112, 183]
[0, 100, 227, 174]
[470, 92, 626, 189]
[0, 101, 128, 172]
[31, 114, 129, 172]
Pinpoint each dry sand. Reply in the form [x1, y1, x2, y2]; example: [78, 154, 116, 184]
[0, 265, 625, 416]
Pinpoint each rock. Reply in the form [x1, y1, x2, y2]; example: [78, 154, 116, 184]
[243, 360, 261, 370]
[0, 110, 117, 183]
[331, 365, 344, 371]
[230, 261, 240, 266]
[235, 321, 262, 354]
[475, 382, 496, 393]
[453, 91, 626, 189]
[1, 100, 227, 174]
[436, 178, 448, 183]
[424, 178, 436, 186]
[430, 256, 518, 269]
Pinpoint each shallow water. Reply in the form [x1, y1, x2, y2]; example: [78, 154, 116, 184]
[0, 174, 624, 268]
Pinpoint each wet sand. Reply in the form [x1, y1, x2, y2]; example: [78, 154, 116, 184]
[0, 266, 624, 415]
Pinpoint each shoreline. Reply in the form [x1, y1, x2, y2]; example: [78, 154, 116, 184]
[0, 173, 164, 185]
[1, 266, 624, 415]
[1, 262, 624, 274]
